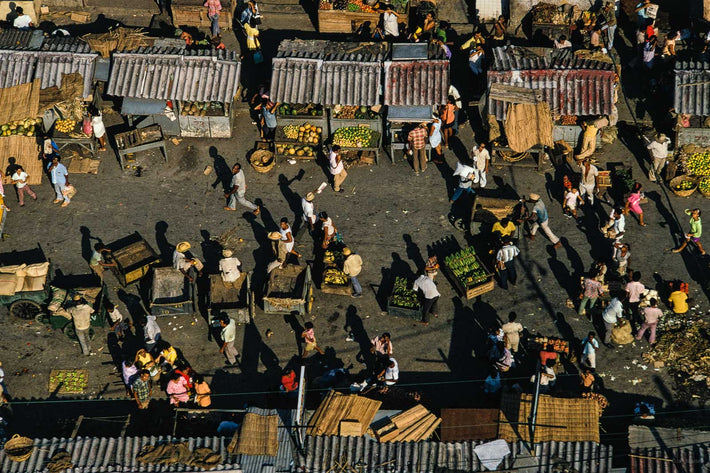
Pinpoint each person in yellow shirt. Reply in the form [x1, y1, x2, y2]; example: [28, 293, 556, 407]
[492, 218, 516, 239]
[668, 283, 688, 314]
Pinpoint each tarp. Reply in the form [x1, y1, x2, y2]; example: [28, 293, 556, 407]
[504, 102, 554, 153]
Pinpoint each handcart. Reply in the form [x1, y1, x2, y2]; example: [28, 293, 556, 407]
[149, 267, 196, 316]
[208, 272, 253, 324]
[105, 232, 161, 286]
[262, 265, 313, 315]
[320, 242, 353, 296]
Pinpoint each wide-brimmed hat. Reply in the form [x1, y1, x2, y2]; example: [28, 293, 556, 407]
[268, 231, 281, 241]
[305, 192, 315, 201]
[528, 193, 541, 201]
[656, 133, 667, 142]
[342, 247, 352, 256]
[176, 242, 191, 253]
[222, 249, 233, 257]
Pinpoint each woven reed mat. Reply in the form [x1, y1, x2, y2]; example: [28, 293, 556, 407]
[504, 102, 554, 153]
[229, 412, 279, 456]
[0, 79, 40, 124]
[68, 155, 100, 174]
[498, 392, 601, 443]
[39, 73, 84, 112]
[0, 136, 42, 186]
[306, 391, 382, 437]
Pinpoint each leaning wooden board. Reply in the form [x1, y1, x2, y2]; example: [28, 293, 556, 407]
[317, 6, 408, 33]
[442, 254, 495, 300]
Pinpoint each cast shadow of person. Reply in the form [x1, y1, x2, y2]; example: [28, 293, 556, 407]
[546, 244, 579, 300]
[117, 289, 147, 359]
[79, 226, 102, 264]
[210, 146, 233, 192]
[448, 135, 470, 163]
[285, 312, 305, 356]
[403, 234, 426, 274]
[241, 321, 281, 382]
[448, 298, 485, 379]
[243, 213, 273, 295]
[375, 252, 414, 311]
[154, 221, 173, 266]
[343, 305, 373, 373]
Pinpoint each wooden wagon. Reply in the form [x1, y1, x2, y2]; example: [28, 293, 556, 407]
[208, 272, 253, 324]
[149, 267, 195, 316]
[105, 232, 160, 286]
[262, 265, 313, 315]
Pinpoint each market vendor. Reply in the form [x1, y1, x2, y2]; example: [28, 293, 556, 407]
[342, 247, 363, 298]
[381, 4, 403, 39]
[574, 122, 598, 161]
[89, 242, 115, 278]
[320, 212, 338, 249]
[218, 249, 241, 287]
[173, 241, 204, 282]
[646, 133, 671, 182]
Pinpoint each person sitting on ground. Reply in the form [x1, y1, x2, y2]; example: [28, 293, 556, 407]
[378, 358, 399, 385]
[193, 374, 212, 407]
[13, 7, 32, 29]
[166, 371, 190, 407]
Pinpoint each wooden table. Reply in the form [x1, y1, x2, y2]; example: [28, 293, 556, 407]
[115, 124, 168, 169]
[54, 134, 97, 158]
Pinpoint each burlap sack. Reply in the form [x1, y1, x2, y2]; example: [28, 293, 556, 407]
[0, 273, 18, 296]
[25, 262, 49, 277]
[611, 319, 634, 345]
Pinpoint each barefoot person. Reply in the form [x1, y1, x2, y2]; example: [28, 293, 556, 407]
[672, 208, 704, 255]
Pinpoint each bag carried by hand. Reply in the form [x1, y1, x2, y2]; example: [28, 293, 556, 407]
[82, 117, 92, 136]
[62, 184, 77, 199]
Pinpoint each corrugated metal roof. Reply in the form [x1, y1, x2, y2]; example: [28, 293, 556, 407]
[276, 40, 389, 62]
[0, 436, 241, 473]
[0, 28, 42, 50]
[270, 57, 323, 104]
[674, 61, 710, 116]
[383, 60, 450, 106]
[304, 437, 613, 473]
[42, 36, 92, 53]
[321, 61, 381, 106]
[487, 68, 615, 120]
[629, 425, 710, 473]
[0, 50, 97, 97]
[490, 46, 615, 72]
[107, 49, 241, 102]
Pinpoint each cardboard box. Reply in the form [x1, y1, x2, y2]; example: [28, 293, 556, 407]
[70, 11, 90, 22]
[40, 4, 48, 14]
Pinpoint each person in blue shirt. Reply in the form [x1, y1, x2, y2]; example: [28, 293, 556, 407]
[484, 367, 502, 394]
[526, 193, 562, 248]
[47, 156, 70, 207]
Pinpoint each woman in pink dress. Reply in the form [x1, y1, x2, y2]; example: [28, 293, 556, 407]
[624, 182, 647, 227]
[166, 372, 190, 406]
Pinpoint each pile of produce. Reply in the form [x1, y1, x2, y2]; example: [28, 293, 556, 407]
[674, 179, 696, 191]
[560, 115, 577, 125]
[282, 123, 322, 143]
[180, 101, 224, 116]
[54, 118, 78, 134]
[333, 105, 378, 120]
[49, 370, 88, 394]
[0, 117, 42, 137]
[582, 392, 609, 410]
[275, 143, 316, 158]
[532, 2, 569, 24]
[686, 152, 710, 176]
[277, 103, 323, 117]
[323, 267, 348, 286]
[444, 247, 488, 288]
[332, 127, 379, 148]
[699, 177, 710, 194]
[323, 248, 345, 266]
[533, 336, 570, 354]
[390, 277, 419, 309]
[390, 0, 408, 12]
[345, 0, 375, 12]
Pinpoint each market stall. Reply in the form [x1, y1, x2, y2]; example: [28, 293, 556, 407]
[317, 0, 408, 33]
[107, 48, 241, 140]
[384, 43, 449, 164]
[320, 243, 353, 296]
[674, 61, 710, 148]
[531, 3, 574, 44]
[115, 125, 168, 169]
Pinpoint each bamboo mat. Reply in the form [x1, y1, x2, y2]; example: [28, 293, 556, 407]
[230, 412, 279, 456]
[306, 391, 381, 437]
[0, 136, 42, 186]
[0, 79, 40, 124]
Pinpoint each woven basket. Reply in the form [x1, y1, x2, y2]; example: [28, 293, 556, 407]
[4, 434, 34, 462]
[669, 175, 697, 198]
[699, 178, 710, 198]
[250, 150, 275, 173]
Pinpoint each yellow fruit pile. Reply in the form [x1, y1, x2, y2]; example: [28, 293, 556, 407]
[687, 152, 710, 176]
[55, 119, 77, 134]
[675, 180, 695, 191]
[699, 177, 710, 194]
[283, 124, 299, 139]
[323, 268, 348, 285]
[276, 144, 315, 158]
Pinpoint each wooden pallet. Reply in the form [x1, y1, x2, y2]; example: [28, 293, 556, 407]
[372, 404, 441, 443]
[306, 391, 381, 437]
[320, 282, 352, 296]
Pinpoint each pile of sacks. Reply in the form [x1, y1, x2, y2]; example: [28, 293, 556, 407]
[0, 262, 49, 295]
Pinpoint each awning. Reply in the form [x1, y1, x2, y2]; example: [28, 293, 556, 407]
[386, 105, 432, 122]
[121, 97, 168, 115]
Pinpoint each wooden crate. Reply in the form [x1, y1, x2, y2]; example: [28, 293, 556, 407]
[70, 11, 91, 22]
[317, 6, 408, 33]
[443, 254, 495, 300]
[321, 281, 352, 295]
[172, 5, 233, 30]
[387, 297, 423, 319]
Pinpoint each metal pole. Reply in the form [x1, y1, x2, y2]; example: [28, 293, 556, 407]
[295, 365, 307, 449]
[529, 359, 541, 451]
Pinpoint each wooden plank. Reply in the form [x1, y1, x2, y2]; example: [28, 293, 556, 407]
[391, 413, 437, 442]
[391, 405, 428, 429]
[420, 417, 442, 441]
[488, 83, 543, 105]
[339, 419, 362, 437]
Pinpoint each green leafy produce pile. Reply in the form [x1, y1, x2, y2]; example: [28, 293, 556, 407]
[49, 370, 88, 394]
[445, 247, 488, 288]
[687, 153, 710, 176]
[699, 177, 710, 194]
[391, 277, 419, 309]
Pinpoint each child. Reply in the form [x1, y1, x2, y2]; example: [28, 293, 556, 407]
[193, 374, 212, 407]
[563, 187, 584, 219]
[301, 322, 324, 357]
[107, 303, 130, 340]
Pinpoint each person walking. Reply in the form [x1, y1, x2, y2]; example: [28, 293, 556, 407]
[672, 208, 704, 255]
[429, 114, 443, 162]
[224, 163, 260, 215]
[320, 212, 338, 249]
[636, 298, 662, 345]
[301, 321, 325, 357]
[204, 0, 222, 36]
[329, 145, 347, 193]
[413, 272, 439, 326]
[613, 242, 631, 276]
[496, 237, 519, 289]
[131, 370, 152, 409]
[646, 133, 671, 182]
[301, 192, 316, 232]
[219, 316, 239, 365]
[579, 270, 604, 319]
[501, 312, 523, 353]
[91, 110, 107, 151]
[624, 182, 647, 226]
[472, 142, 491, 188]
[11, 165, 36, 206]
[602, 296, 623, 348]
[143, 315, 162, 352]
[407, 123, 428, 175]
[48, 156, 70, 207]
[581, 332, 600, 368]
[579, 159, 598, 205]
[279, 217, 301, 261]
[69, 295, 95, 356]
[450, 160, 475, 202]
[526, 194, 562, 248]
[342, 247, 363, 298]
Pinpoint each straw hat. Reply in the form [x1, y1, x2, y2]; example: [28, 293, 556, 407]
[305, 192, 315, 202]
[222, 249, 233, 258]
[342, 247, 352, 256]
[528, 193, 540, 201]
[656, 133, 667, 143]
[268, 231, 281, 241]
[73, 294, 81, 301]
[176, 242, 191, 253]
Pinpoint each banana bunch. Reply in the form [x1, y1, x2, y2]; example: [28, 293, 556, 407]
[324, 268, 348, 286]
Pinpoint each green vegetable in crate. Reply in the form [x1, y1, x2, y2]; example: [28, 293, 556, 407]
[332, 126, 377, 148]
[444, 246, 488, 288]
[391, 276, 419, 309]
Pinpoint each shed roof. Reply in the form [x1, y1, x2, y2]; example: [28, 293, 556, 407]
[0, 28, 43, 50]
[629, 425, 710, 473]
[0, 50, 97, 97]
[383, 60, 450, 106]
[107, 49, 241, 102]
[304, 437, 613, 473]
[490, 46, 614, 72]
[674, 61, 710, 116]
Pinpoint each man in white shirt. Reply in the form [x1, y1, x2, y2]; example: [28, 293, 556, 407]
[382, 5, 400, 38]
[554, 35, 572, 48]
[219, 316, 239, 365]
[69, 296, 95, 356]
[224, 163, 260, 214]
[472, 142, 490, 187]
[13, 7, 32, 29]
[329, 145, 347, 193]
[413, 273, 440, 325]
[579, 159, 599, 205]
[379, 358, 399, 385]
[11, 165, 37, 206]
[602, 296, 624, 346]
[496, 237, 520, 289]
[301, 192, 316, 232]
[646, 133, 671, 182]
[218, 249, 241, 286]
[450, 160, 475, 202]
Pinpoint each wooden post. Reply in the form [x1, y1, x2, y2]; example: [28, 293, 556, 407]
[120, 414, 131, 437]
[71, 415, 84, 439]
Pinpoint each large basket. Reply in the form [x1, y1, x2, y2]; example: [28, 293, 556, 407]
[249, 150, 275, 173]
[669, 175, 697, 198]
[4, 434, 34, 462]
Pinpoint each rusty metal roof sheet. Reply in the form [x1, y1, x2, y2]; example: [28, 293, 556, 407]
[304, 437, 613, 473]
[491, 46, 614, 72]
[629, 425, 710, 473]
[383, 59, 450, 106]
[674, 61, 710, 116]
[107, 49, 241, 102]
[487, 68, 615, 120]
[276, 40, 390, 62]
[0, 50, 97, 97]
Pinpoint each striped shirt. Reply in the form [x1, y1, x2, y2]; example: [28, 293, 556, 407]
[496, 244, 520, 263]
[408, 126, 427, 150]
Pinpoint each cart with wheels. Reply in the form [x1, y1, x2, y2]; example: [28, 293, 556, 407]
[262, 265, 313, 315]
[208, 272, 253, 324]
[149, 267, 196, 316]
[106, 232, 161, 287]
[42, 278, 108, 340]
